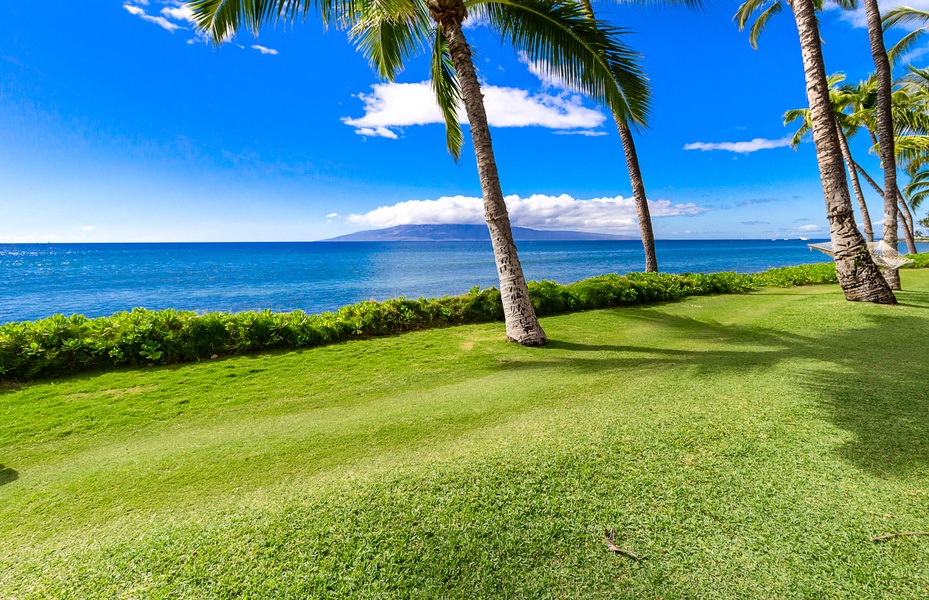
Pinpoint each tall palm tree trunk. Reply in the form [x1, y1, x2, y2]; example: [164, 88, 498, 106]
[853, 162, 919, 253]
[430, 0, 547, 345]
[789, 0, 895, 303]
[578, 0, 657, 272]
[836, 123, 874, 242]
[616, 118, 658, 272]
[864, 0, 901, 288]
[896, 188, 919, 253]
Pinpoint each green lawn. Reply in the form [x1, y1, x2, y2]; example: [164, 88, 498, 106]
[2, 272, 928, 599]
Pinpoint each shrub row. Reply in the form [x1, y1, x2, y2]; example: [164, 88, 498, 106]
[902, 252, 929, 269]
[0, 262, 878, 381]
[749, 261, 838, 287]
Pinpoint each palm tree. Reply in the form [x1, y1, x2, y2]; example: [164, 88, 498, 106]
[736, 0, 896, 303]
[188, 0, 650, 345]
[572, 0, 702, 273]
[784, 74, 875, 243]
[861, 0, 901, 287]
[840, 76, 921, 254]
[573, 0, 672, 273]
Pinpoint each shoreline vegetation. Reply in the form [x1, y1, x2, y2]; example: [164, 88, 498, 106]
[3, 258, 926, 382]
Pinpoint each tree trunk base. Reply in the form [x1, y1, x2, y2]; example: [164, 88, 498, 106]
[882, 268, 902, 290]
[835, 255, 897, 303]
[507, 334, 548, 347]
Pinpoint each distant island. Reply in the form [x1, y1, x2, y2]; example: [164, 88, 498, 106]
[324, 224, 637, 242]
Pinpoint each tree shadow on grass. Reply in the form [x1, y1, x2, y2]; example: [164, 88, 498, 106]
[0, 464, 18, 486]
[540, 305, 929, 478]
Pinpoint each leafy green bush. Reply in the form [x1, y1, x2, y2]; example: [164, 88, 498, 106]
[0, 261, 896, 381]
[749, 262, 838, 287]
[902, 253, 929, 269]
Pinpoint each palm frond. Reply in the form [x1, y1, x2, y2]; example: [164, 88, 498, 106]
[892, 134, 929, 170]
[747, 2, 781, 49]
[783, 108, 808, 124]
[906, 165, 929, 182]
[783, 107, 811, 149]
[888, 28, 926, 67]
[792, 122, 811, 149]
[892, 106, 929, 135]
[882, 6, 929, 30]
[186, 0, 395, 40]
[430, 26, 464, 160]
[900, 64, 929, 96]
[349, 0, 431, 79]
[908, 188, 929, 210]
[472, 0, 650, 126]
[734, 0, 771, 31]
[903, 169, 929, 209]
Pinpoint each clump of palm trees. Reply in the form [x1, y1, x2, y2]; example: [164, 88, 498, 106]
[783, 73, 923, 255]
[188, 0, 929, 343]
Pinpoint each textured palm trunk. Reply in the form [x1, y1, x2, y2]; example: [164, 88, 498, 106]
[578, 0, 657, 272]
[789, 0, 895, 303]
[896, 188, 919, 254]
[864, 0, 900, 289]
[616, 118, 658, 272]
[836, 124, 874, 243]
[430, 1, 547, 345]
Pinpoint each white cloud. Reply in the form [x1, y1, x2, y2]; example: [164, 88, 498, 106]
[902, 46, 929, 64]
[161, 5, 195, 22]
[326, 213, 339, 218]
[251, 44, 279, 55]
[123, 4, 181, 32]
[799, 224, 820, 231]
[343, 81, 605, 138]
[553, 130, 608, 137]
[82, 225, 96, 231]
[355, 126, 398, 139]
[346, 194, 708, 233]
[683, 137, 793, 153]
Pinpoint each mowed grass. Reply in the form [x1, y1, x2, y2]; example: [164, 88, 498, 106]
[2, 273, 929, 599]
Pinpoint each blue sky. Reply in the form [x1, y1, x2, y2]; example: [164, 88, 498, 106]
[0, 0, 925, 242]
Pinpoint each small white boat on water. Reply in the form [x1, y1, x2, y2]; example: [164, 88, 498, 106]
[799, 236, 809, 241]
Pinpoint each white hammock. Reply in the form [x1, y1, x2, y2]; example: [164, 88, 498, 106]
[808, 241, 914, 270]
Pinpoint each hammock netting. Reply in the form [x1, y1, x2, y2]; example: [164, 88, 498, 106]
[808, 241, 915, 270]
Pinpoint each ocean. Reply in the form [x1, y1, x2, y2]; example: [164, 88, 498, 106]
[1, 239, 924, 324]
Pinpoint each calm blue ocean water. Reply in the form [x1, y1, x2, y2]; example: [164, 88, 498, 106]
[1, 239, 925, 323]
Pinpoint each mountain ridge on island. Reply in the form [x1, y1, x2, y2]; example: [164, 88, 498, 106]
[324, 224, 637, 242]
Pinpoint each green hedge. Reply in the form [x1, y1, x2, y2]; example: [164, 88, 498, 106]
[0, 262, 859, 381]
[902, 253, 929, 269]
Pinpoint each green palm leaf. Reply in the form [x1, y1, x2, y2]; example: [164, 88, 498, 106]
[430, 26, 464, 160]
[888, 29, 926, 67]
[882, 6, 929, 30]
[349, 0, 431, 79]
[747, 2, 781, 49]
[473, 0, 650, 125]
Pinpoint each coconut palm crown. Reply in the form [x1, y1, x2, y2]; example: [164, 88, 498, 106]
[187, 0, 653, 344]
